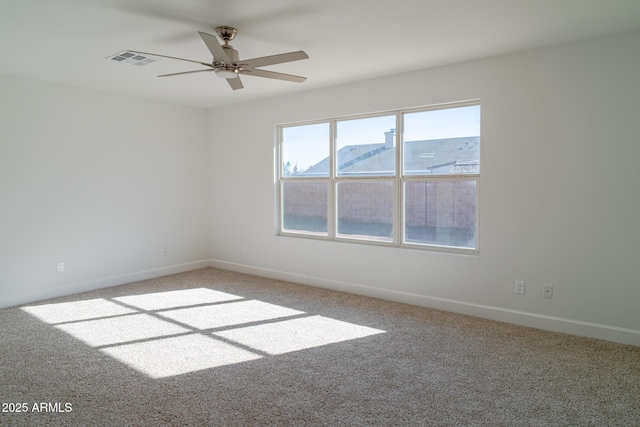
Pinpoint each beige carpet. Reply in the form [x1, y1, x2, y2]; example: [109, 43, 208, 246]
[1, 267, 639, 426]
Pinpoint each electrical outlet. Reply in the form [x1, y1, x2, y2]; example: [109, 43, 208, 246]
[162, 248, 168, 256]
[543, 284, 553, 299]
[515, 280, 525, 295]
[57, 262, 64, 272]
[240, 246, 246, 256]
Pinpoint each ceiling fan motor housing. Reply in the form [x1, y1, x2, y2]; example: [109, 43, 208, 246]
[214, 45, 240, 79]
[222, 45, 239, 63]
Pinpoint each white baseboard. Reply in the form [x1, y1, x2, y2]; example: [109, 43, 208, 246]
[3, 260, 211, 308]
[209, 259, 640, 348]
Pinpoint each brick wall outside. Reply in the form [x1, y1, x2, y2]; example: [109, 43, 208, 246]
[405, 180, 476, 228]
[337, 181, 393, 224]
[282, 181, 328, 218]
[283, 180, 476, 228]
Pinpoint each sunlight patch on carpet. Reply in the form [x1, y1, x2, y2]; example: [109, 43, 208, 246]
[213, 315, 385, 355]
[101, 334, 262, 378]
[55, 314, 189, 347]
[113, 288, 242, 310]
[22, 287, 386, 378]
[21, 299, 136, 324]
[158, 300, 304, 329]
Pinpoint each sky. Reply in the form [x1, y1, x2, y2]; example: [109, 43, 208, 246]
[281, 105, 480, 173]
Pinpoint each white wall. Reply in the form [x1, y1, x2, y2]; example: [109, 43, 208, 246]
[0, 75, 210, 307]
[209, 31, 640, 345]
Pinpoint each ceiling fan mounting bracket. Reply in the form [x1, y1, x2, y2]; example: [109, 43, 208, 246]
[215, 26, 238, 43]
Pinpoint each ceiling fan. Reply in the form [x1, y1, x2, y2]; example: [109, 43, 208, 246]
[130, 26, 309, 90]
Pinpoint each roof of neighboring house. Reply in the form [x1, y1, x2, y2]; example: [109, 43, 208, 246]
[299, 136, 480, 176]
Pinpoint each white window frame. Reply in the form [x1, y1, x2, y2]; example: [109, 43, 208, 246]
[277, 100, 480, 255]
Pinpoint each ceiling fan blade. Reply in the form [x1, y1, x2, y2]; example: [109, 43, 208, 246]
[239, 51, 308, 69]
[199, 32, 231, 66]
[239, 68, 307, 83]
[158, 69, 214, 77]
[226, 76, 244, 91]
[128, 50, 208, 66]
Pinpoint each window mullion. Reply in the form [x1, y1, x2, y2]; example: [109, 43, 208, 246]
[396, 111, 403, 247]
[328, 119, 336, 239]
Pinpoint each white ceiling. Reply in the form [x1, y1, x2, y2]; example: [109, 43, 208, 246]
[2, 0, 640, 109]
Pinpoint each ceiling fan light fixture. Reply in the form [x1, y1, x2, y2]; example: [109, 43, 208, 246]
[215, 68, 238, 79]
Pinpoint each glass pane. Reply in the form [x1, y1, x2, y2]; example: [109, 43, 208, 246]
[281, 123, 330, 177]
[403, 105, 480, 175]
[336, 115, 396, 176]
[282, 182, 328, 235]
[337, 181, 393, 241]
[404, 180, 476, 249]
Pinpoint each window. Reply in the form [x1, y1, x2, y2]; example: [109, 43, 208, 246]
[278, 101, 480, 253]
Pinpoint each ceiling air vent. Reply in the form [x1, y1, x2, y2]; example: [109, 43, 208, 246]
[107, 51, 157, 66]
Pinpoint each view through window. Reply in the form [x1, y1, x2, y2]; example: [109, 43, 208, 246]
[279, 101, 480, 253]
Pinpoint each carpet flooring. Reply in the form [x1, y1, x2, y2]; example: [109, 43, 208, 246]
[1, 267, 639, 426]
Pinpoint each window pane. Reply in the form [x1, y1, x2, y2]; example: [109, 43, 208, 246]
[281, 123, 329, 177]
[403, 105, 480, 175]
[336, 115, 396, 176]
[282, 182, 328, 235]
[337, 181, 393, 242]
[404, 180, 476, 248]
